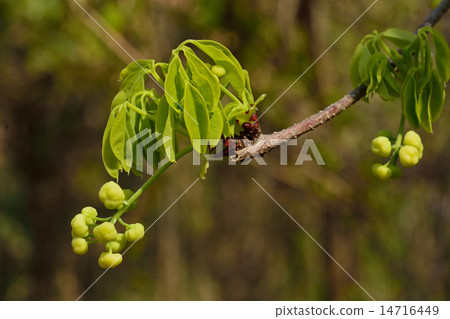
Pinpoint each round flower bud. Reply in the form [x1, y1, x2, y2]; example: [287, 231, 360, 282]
[211, 65, 226, 77]
[371, 136, 392, 157]
[71, 214, 89, 238]
[403, 130, 422, 150]
[98, 252, 123, 269]
[125, 223, 145, 242]
[372, 163, 392, 180]
[72, 238, 88, 255]
[123, 189, 138, 213]
[81, 206, 98, 226]
[99, 181, 125, 210]
[93, 222, 118, 243]
[105, 233, 127, 253]
[399, 146, 420, 168]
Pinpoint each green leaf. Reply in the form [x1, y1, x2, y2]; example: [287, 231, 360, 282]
[184, 82, 210, 154]
[155, 62, 169, 78]
[349, 43, 365, 87]
[376, 58, 387, 83]
[418, 32, 433, 90]
[418, 82, 433, 133]
[188, 40, 246, 96]
[402, 72, 419, 129]
[155, 96, 176, 162]
[224, 102, 246, 134]
[429, 70, 445, 122]
[119, 60, 156, 99]
[382, 68, 401, 97]
[164, 55, 187, 114]
[243, 70, 254, 104]
[182, 48, 221, 112]
[382, 28, 417, 48]
[375, 81, 390, 101]
[123, 110, 138, 173]
[110, 105, 128, 163]
[358, 46, 372, 83]
[111, 90, 128, 110]
[403, 37, 421, 70]
[429, 28, 450, 82]
[102, 112, 120, 179]
[365, 55, 379, 94]
[208, 108, 224, 147]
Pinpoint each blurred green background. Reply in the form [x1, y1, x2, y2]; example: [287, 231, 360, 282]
[1, 0, 449, 300]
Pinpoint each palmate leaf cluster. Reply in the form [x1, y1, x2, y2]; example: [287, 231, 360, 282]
[101, 40, 265, 179]
[350, 27, 449, 132]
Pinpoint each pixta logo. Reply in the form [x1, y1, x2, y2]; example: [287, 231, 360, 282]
[128, 130, 325, 176]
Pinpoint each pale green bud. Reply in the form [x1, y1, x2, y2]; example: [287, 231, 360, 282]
[93, 222, 118, 243]
[125, 223, 145, 242]
[399, 146, 420, 167]
[371, 136, 392, 157]
[81, 206, 98, 226]
[403, 130, 422, 150]
[372, 163, 392, 180]
[71, 214, 89, 238]
[72, 238, 88, 255]
[99, 181, 125, 210]
[98, 252, 122, 269]
[211, 65, 226, 77]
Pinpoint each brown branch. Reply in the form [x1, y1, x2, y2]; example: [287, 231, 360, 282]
[234, 0, 450, 163]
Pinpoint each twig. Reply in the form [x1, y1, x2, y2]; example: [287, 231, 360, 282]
[234, 0, 450, 162]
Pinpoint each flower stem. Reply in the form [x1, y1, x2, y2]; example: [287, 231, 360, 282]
[390, 114, 405, 165]
[110, 145, 193, 224]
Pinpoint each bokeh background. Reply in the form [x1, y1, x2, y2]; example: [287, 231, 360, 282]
[1, 0, 449, 301]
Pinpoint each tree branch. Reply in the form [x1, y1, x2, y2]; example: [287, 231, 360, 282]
[234, 0, 450, 163]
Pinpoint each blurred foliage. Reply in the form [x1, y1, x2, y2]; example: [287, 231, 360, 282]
[0, 0, 449, 300]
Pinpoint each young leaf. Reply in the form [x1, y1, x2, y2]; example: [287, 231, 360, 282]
[208, 108, 224, 147]
[123, 110, 138, 173]
[358, 46, 372, 83]
[110, 105, 128, 163]
[182, 48, 221, 112]
[382, 68, 401, 97]
[418, 32, 432, 90]
[402, 72, 420, 129]
[164, 55, 186, 114]
[349, 43, 366, 87]
[429, 70, 445, 122]
[418, 83, 433, 133]
[102, 112, 120, 179]
[155, 96, 176, 162]
[243, 70, 255, 104]
[365, 55, 380, 94]
[111, 90, 128, 110]
[188, 40, 246, 96]
[184, 82, 210, 154]
[375, 81, 390, 101]
[119, 60, 156, 100]
[429, 28, 450, 82]
[382, 28, 417, 48]
[376, 58, 387, 83]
